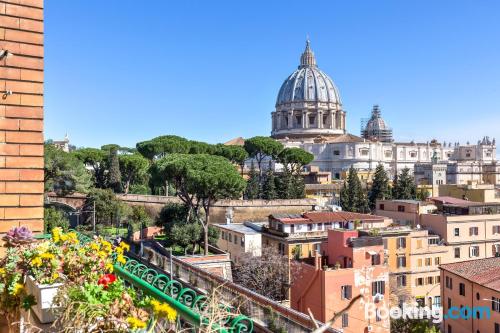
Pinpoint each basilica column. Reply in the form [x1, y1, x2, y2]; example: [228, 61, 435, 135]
[318, 110, 323, 129]
[302, 110, 307, 129]
[305, 111, 310, 128]
[288, 111, 293, 129]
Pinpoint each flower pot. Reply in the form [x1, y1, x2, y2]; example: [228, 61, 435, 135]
[24, 275, 63, 324]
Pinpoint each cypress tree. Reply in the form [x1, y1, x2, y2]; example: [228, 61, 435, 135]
[393, 167, 417, 200]
[245, 162, 260, 199]
[368, 163, 391, 209]
[340, 166, 369, 213]
[291, 174, 306, 199]
[275, 171, 292, 199]
[108, 147, 122, 193]
[262, 162, 277, 200]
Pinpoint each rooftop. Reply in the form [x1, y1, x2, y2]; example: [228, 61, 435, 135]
[215, 223, 259, 235]
[440, 257, 500, 292]
[269, 211, 387, 224]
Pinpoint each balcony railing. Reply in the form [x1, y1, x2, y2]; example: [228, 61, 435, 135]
[73, 232, 254, 333]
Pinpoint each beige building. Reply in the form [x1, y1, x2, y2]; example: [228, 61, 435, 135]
[375, 199, 437, 227]
[365, 226, 449, 309]
[439, 182, 500, 203]
[420, 199, 500, 262]
[440, 257, 500, 333]
[214, 223, 262, 263]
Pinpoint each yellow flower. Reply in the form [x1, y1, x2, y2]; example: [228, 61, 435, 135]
[101, 240, 112, 252]
[115, 247, 124, 255]
[90, 243, 100, 251]
[31, 256, 42, 267]
[116, 254, 126, 265]
[151, 299, 177, 323]
[52, 272, 59, 280]
[126, 317, 147, 329]
[0, 268, 6, 277]
[52, 228, 61, 243]
[119, 241, 130, 251]
[40, 252, 55, 260]
[97, 251, 107, 259]
[11, 283, 24, 296]
[105, 262, 114, 272]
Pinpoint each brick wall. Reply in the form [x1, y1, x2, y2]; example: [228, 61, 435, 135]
[0, 0, 44, 234]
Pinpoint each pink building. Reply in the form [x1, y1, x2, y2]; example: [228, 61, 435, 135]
[291, 229, 390, 333]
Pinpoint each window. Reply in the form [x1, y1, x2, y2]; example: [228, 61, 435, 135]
[278, 243, 285, 255]
[341, 313, 348, 328]
[290, 224, 295, 234]
[425, 258, 432, 266]
[341, 285, 352, 300]
[360, 149, 369, 156]
[384, 150, 392, 158]
[435, 275, 441, 283]
[398, 205, 406, 212]
[448, 297, 452, 309]
[448, 324, 452, 333]
[371, 254, 381, 265]
[493, 226, 500, 234]
[333, 150, 340, 156]
[459, 283, 466, 296]
[397, 237, 406, 249]
[308, 224, 313, 231]
[477, 292, 480, 300]
[454, 228, 460, 237]
[469, 227, 479, 236]
[454, 247, 461, 258]
[317, 223, 323, 230]
[240, 237, 245, 247]
[234, 235, 238, 244]
[221, 231, 225, 240]
[495, 323, 499, 333]
[410, 151, 417, 158]
[397, 256, 406, 268]
[433, 296, 441, 308]
[492, 297, 500, 312]
[397, 275, 407, 287]
[416, 278, 424, 286]
[470, 246, 480, 258]
[228, 233, 232, 242]
[445, 276, 453, 289]
[493, 244, 500, 257]
[379, 204, 385, 210]
[428, 238, 439, 245]
[372, 281, 385, 296]
[427, 276, 434, 285]
[435, 257, 441, 265]
[418, 259, 422, 267]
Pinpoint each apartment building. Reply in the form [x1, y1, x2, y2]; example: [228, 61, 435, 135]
[421, 199, 500, 262]
[363, 226, 450, 309]
[213, 223, 261, 262]
[440, 257, 500, 333]
[291, 229, 390, 333]
[263, 211, 391, 259]
[375, 199, 437, 227]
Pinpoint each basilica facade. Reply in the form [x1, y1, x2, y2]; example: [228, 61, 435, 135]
[271, 41, 499, 185]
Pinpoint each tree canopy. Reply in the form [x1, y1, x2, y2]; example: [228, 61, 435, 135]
[340, 166, 369, 213]
[368, 163, 391, 209]
[136, 135, 190, 160]
[278, 147, 314, 174]
[119, 153, 149, 194]
[393, 167, 417, 200]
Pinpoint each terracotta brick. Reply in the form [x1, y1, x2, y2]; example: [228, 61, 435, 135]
[5, 181, 43, 193]
[0, 132, 5, 143]
[0, 169, 19, 180]
[0, 15, 20, 29]
[0, 118, 19, 130]
[20, 94, 43, 106]
[19, 168, 42, 180]
[18, 219, 44, 232]
[0, 40, 20, 53]
[0, 92, 21, 104]
[19, 194, 42, 206]
[5, 131, 43, 143]
[4, 207, 43, 219]
[19, 18, 42, 33]
[0, 194, 19, 206]
[6, 54, 43, 70]
[0, 67, 21, 80]
[19, 42, 43, 57]
[19, 143, 42, 155]
[6, 156, 43, 168]
[0, 4, 5, 15]
[5, 4, 43, 20]
[20, 69, 43, 82]
[5, 106, 42, 119]
[0, 106, 4, 117]
[0, 220, 19, 233]
[19, 0, 44, 9]
[0, 143, 20, 155]
[0, 28, 5, 39]
[6, 81, 43, 94]
[19, 119, 42, 131]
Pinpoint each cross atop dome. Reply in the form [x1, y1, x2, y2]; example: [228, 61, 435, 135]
[300, 38, 317, 68]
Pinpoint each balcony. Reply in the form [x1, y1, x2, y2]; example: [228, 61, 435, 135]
[0, 228, 253, 333]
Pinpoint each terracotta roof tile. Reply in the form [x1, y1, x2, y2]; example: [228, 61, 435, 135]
[441, 257, 500, 292]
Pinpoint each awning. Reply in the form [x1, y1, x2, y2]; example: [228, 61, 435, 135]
[367, 250, 378, 255]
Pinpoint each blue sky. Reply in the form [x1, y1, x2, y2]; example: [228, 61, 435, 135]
[45, 1, 500, 148]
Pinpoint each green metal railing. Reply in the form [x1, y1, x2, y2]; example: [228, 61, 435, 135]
[75, 232, 253, 333]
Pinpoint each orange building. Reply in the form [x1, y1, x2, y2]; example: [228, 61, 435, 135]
[0, 0, 44, 237]
[291, 229, 390, 333]
[440, 257, 500, 333]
